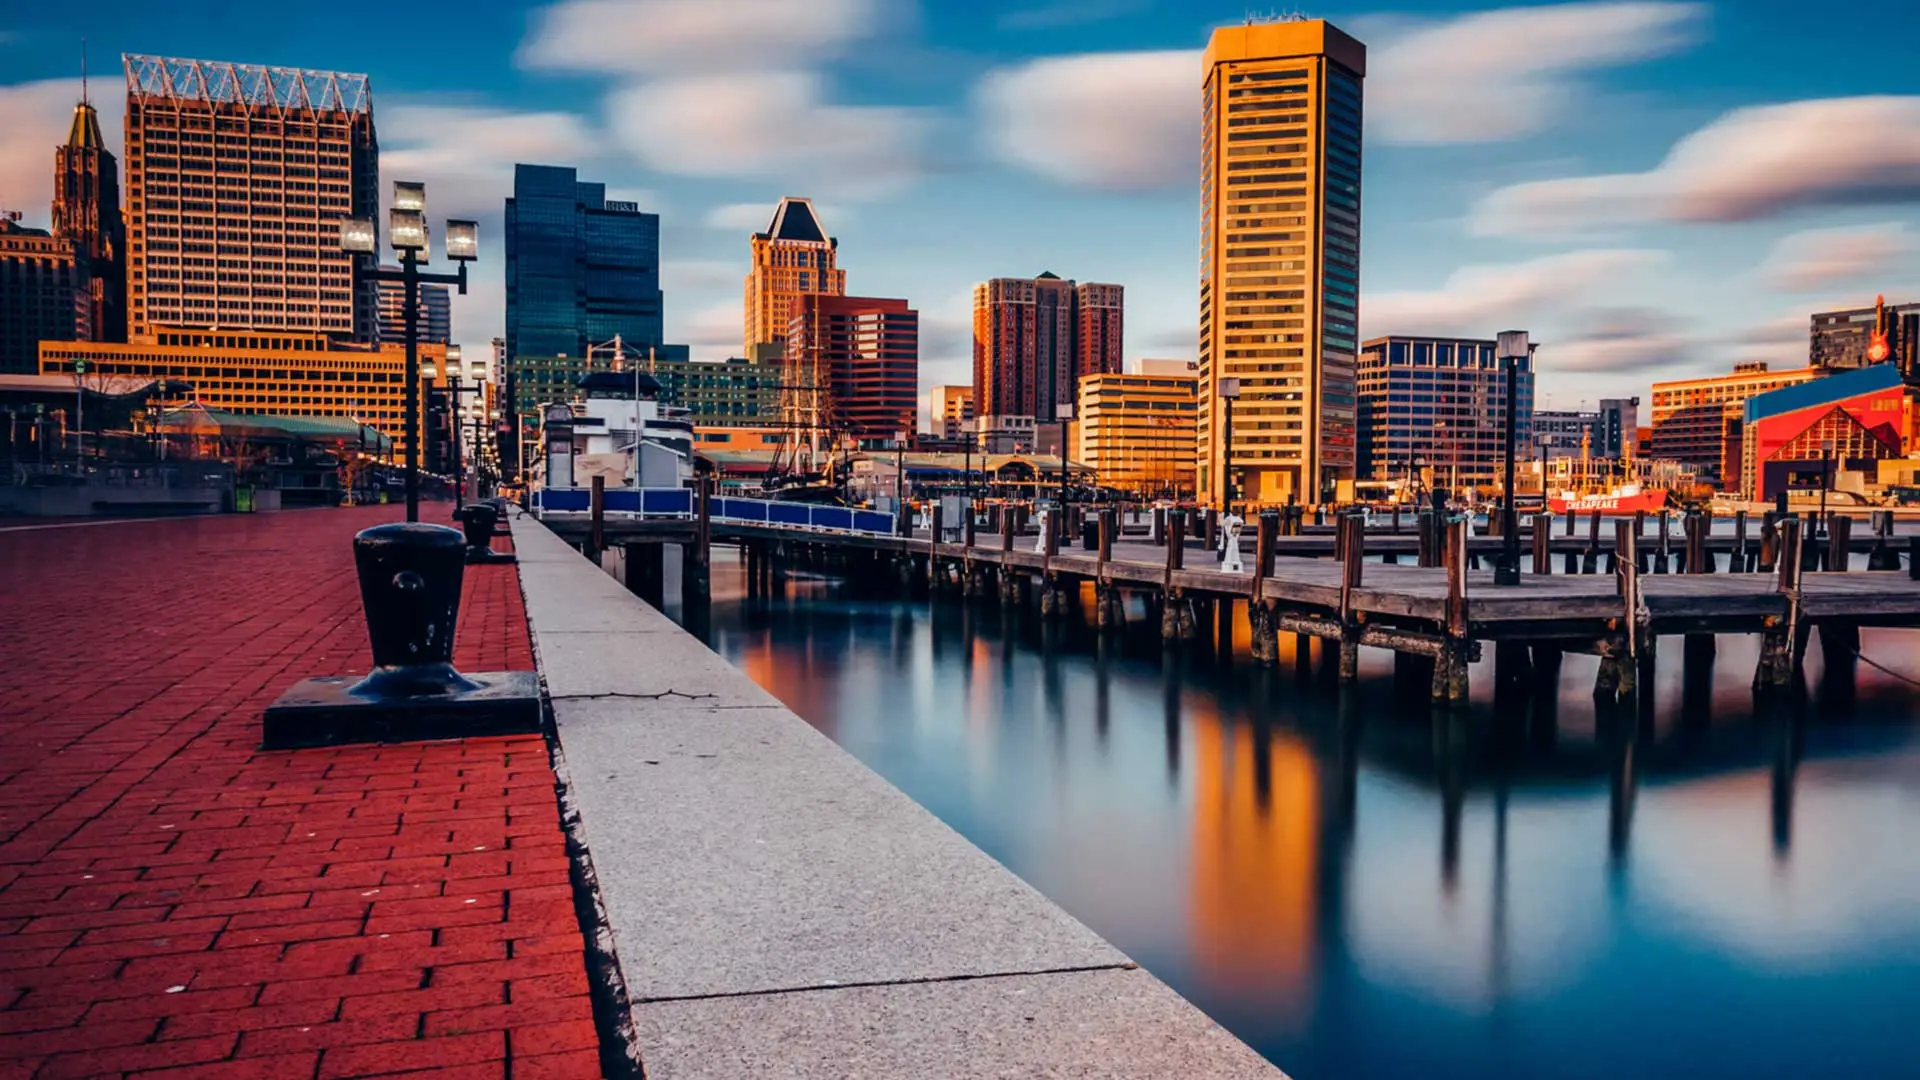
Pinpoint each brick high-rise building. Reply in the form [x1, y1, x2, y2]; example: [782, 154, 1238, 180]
[52, 89, 125, 343]
[971, 273, 1123, 424]
[1199, 20, 1365, 506]
[0, 218, 88, 374]
[785, 295, 918, 443]
[122, 55, 379, 341]
[744, 198, 845, 359]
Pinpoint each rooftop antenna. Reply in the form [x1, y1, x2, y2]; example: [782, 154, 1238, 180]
[81, 38, 88, 105]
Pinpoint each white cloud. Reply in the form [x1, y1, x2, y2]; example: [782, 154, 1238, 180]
[677, 299, 744, 362]
[379, 103, 601, 217]
[1474, 96, 1920, 236]
[1758, 222, 1915, 293]
[1364, 2, 1705, 145]
[606, 72, 927, 199]
[1362, 248, 1669, 337]
[518, 0, 880, 75]
[661, 258, 740, 292]
[975, 50, 1195, 191]
[0, 79, 122, 229]
[702, 201, 853, 233]
[1546, 307, 1691, 373]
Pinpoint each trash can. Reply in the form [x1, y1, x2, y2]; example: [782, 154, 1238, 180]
[1081, 513, 1099, 551]
[234, 485, 255, 513]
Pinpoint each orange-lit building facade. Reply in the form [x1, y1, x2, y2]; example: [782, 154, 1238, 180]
[40, 330, 440, 457]
[932, 384, 974, 441]
[743, 197, 845, 358]
[52, 96, 126, 343]
[1199, 20, 1365, 506]
[1649, 362, 1818, 485]
[786, 295, 918, 443]
[122, 55, 379, 341]
[0, 221, 88, 375]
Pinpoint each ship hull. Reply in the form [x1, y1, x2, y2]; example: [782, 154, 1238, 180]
[1549, 489, 1670, 515]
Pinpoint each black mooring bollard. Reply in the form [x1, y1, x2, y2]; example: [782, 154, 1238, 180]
[261, 523, 539, 749]
[454, 503, 509, 563]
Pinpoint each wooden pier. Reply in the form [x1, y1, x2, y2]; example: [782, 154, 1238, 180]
[541, 498, 1920, 705]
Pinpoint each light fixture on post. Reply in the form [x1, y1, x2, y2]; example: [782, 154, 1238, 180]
[1218, 378, 1241, 515]
[1494, 331, 1530, 587]
[342, 181, 475, 524]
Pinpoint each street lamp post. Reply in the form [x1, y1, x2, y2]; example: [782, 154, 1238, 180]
[1218, 378, 1240, 514]
[338, 183, 477, 523]
[1057, 404, 1074, 542]
[1495, 331, 1530, 586]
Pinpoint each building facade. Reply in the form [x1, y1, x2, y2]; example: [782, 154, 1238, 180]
[40, 329, 439, 456]
[785, 295, 918, 442]
[1741, 364, 1910, 500]
[1077, 359, 1199, 498]
[1532, 397, 1639, 460]
[1811, 296, 1920, 372]
[0, 219, 88, 374]
[971, 273, 1123, 424]
[1649, 362, 1817, 484]
[374, 276, 450, 345]
[504, 163, 666, 417]
[1199, 20, 1365, 506]
[122, 55, 379, 341]
[53, 94, 126, 343]
[1356, 335, 1533, 493]
[744, 198, 845, 358]
[931, 385, 974, 440]
[647, 353, 782, 427]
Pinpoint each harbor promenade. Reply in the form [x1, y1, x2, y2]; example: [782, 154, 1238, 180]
[0, 507, 602, 1080]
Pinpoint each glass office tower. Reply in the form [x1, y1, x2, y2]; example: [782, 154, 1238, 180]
[504, 163, 665, 416]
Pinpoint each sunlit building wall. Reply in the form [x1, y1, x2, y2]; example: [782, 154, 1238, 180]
[744, 198, 845, 359]
[1198, 20, 1365, 506]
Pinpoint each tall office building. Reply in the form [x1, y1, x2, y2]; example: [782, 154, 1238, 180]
[1356, 335, 1533, 492]
[1077, 359, 1200, 498]
[1811, 296, 1920, 374]
[744, 197, 845, 358]
[971, 273, 1123, 424]
[931, 385, 974, 440]
[122, 55, 379, 340]
[785, 294, 918, 442]
[52, 88, 125, 343]
[1649, 361, 1818, 484]
[1, 218, 88, 373]
[1198, 20, 1365, 506]
[504, 163, 666, 416]
[374, 276, 450, 345]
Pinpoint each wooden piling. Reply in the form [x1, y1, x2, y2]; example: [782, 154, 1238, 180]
[1532, 511, 1552, 574]
[1755, 517, 1804, 690]
[588, 475, 605, 559]
[1338, 513, 1365, 681]
[1435, 516, 1471, 703]
[1828, 514, 1851, 572]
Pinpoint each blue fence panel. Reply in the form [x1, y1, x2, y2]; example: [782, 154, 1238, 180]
[716, 497, 767, 523]
[811, 506, 854, 532]
[853, 511, 895, 535]
[603, 489, 640, 513]
[768, 502, 811, 528]
[642, 488, 693, 515]
[541, 488, 590, 512]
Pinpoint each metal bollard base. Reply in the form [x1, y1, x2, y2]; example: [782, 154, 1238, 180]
[262, 668, 540, 750]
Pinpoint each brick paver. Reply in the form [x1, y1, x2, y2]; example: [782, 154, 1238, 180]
[0, 506, 603, 1080]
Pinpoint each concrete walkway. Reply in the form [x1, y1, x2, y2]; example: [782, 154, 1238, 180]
[513, 516, 1286, 1078]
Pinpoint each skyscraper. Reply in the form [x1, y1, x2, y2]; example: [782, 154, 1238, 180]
[971, 273, 1123, 424]
[744, 198, 845, 358]
[122, 55, 379, 340]
[504, 163, 666, 416]
[375, 275, 450, 345]
[1198, 20, 1365, 506]
[52, 84, 125, 343]
[1356, 336, 1532, 492]
[786, 294, 918, 443]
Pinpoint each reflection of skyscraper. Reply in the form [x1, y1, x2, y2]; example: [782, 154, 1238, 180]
[123, 55, 379, 340]
[744, 198, 845, 359]
[53, 86, 125, 343]
[1188, 703, 1319, 1017]
[1198, 20, 1365, 505]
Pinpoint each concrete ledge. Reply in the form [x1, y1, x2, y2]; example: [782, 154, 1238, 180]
[511, 515, 1286, 1078]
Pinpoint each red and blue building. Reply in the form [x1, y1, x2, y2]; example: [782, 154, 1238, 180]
[1740, 364, 1911, 500]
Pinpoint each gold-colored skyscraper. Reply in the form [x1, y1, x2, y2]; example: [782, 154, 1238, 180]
[743, 197, 845, 358]
[1198, 20, 1365, 506]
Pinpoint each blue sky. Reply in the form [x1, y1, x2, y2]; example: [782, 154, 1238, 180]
[4, 0, 1919, 415]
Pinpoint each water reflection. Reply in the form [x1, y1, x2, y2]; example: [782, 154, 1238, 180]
[677, 554, 1920, 1080]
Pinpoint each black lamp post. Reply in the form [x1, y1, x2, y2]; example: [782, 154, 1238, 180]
[1494, 331, 1530, 586]
[1056, 404, 1074, 543]
[1819, 437, 1834, 537]
[339, 183, 477, 523]
[1219, 377, 1240, 515]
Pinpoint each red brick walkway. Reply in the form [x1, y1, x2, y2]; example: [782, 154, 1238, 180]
[0, 506, 603, 1080]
